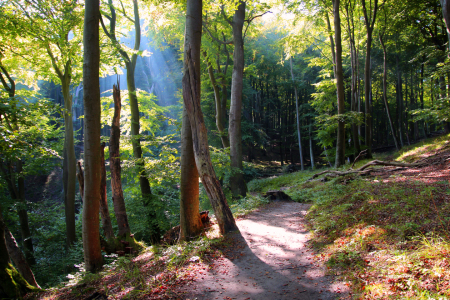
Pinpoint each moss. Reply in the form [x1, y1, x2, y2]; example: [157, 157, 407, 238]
[0, 262, 39, 299]
[103, 234, 145, 254]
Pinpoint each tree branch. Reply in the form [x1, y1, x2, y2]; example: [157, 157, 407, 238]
[203, 23, 233, 45]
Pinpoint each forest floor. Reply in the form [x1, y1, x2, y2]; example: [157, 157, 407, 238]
[179, 201, 350, 300]
[28, 134, 450, 299]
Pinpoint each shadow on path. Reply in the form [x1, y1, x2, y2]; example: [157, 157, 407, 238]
[183, 202, 350, 300]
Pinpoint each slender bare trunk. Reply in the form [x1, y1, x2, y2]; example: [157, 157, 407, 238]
[332, 0, 345, 167]
[379, 33, 399, 150]
[61, 80, 77, 248]
[100, 143, 114, 240]
[110, 83, 130, 237]
[204, 52, 230, 148]
[361, 0, 380, 159]
[289, 57, 304, 170]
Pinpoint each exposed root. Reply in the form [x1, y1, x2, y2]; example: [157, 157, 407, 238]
[309, 160, 425, 181]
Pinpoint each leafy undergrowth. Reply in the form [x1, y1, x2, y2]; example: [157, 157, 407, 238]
[26, 226, 227, 300]
[25, 193, 272, 300]
[249, 134, 450, 299]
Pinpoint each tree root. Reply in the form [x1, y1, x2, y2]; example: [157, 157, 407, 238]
[309, 160, 425, 181]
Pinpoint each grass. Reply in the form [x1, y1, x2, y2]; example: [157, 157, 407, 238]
[249, 134, 450, 299]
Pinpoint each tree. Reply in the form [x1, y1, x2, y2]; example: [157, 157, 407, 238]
[332, 0, 345, 167]
[7, 0, 84, 248]
[82, 0, 103, 273]
[100, 0, 161, 241]
[289, 57, 304, 170]
[378, 8, 400, 150]
[110, 82, 130, 237]
[0, 204, 37, 298]
[228, 1, 248, 198]
[182, 0, 238, 234]
[361, 0, 382, 158]
[0, 60, 35, 264]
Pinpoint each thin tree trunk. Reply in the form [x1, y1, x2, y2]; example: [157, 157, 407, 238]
[4, 227, 39, 288]
[362, 0, 380, 159]
[100, 143, 114, 240]
[289, 57, 304, 170]
[309, 122, 315, 169]
[332, 0, 346, 167]
[61, 81, 77, 248]
[204, 51, 230, 148]
[82, 0, 103, 273]
[379, 33, 399, 150]
[110, 83, 130, 237]
[229, 1, 248, 198]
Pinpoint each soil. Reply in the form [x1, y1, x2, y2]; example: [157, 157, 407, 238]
[180, 201, 350, 300]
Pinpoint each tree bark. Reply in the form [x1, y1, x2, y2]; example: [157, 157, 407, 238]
[179, 107, 203, 241]
[379, 32, 400, 150]
[361, 0, 380, 159]
[203, 51, 230, 148]
[332, 0, 346, 167]
[229, 1, 248, 198]
[290, 57, 304, 170]
[4, 227, 39, 288]
[61, 79, 77, 248]
[345, 3, 361, 156]
[110, 83, 130, 237]
[82, 0, 103, 273]
[182, 10, 239, 234]
[309, 122, 315, 169]
[100, 143, 114, 240]
[0, 205, 36, 298]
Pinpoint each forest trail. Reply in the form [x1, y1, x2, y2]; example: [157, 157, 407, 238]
[180, 202, 350, 300]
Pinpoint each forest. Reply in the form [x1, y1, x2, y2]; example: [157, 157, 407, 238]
[1, 0, 450, 298]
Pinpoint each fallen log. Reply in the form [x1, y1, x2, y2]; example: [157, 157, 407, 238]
[310, 160, 425, 180]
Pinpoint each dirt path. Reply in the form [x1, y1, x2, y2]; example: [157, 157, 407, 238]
[182, 201, 350, 300]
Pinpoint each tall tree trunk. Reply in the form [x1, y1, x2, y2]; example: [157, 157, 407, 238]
[345, 3, 361, 155]
[332, 0, 346, 167]
[82, 0, 103, 273]
[289, 57, 304, 170]
[309, 122, 315, 169]
[100, 143, 114, 240]
[361, 0, 380, 159]
[61, 79, 77, 248]
[179, 0, 204, 242]
[229, 1, 248, 198]
[396, 56, 404, 148]
[110, 83, 130, 237]
[4, 227, 39, 288]
[182, 12, 238, 234]
[379, 33, 400, 150]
